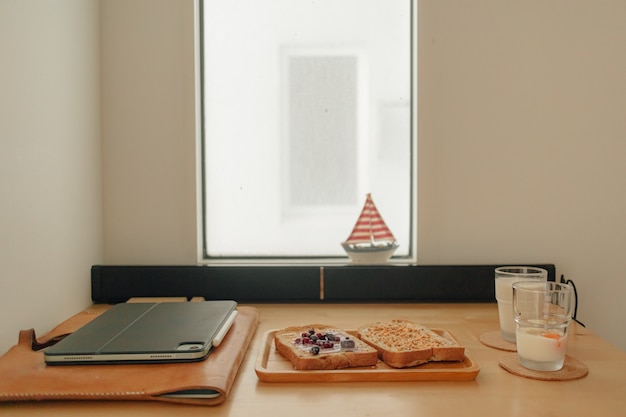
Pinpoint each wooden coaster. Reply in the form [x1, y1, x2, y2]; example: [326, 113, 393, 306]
[479, 330, 517, 352]
[499, 353, 589, 381]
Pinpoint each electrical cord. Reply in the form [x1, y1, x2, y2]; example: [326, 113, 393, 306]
[560, 274, 585, 327]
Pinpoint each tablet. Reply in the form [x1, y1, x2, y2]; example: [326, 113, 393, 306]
[44, 300, 238, 365]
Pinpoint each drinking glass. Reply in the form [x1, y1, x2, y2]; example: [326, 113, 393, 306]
[513, 281, 573, 371]
[495, 266, 547, 343]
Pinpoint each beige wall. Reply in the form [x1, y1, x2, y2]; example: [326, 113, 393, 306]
[100, 0, 197, 264]
[1, 0, 625, 354]
[417, 0, 626, 350]
[101, 0, 626, 350]
[0, 0, 102, 354]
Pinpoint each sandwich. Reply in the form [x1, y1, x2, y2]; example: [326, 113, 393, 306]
[357, 319, 465, 368]
[274, 324, 379, 370]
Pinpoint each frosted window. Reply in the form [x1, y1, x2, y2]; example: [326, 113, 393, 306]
[200, 0, 415, 260]
[286, 55, 358, 207]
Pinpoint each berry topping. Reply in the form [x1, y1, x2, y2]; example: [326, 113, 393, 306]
[292, 327, 354, 354]
[330, 333, 341, 341]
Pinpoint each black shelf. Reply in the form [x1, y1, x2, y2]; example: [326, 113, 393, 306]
[91, 264, 555, 304]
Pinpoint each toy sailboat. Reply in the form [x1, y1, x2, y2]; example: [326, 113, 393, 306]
[341, 193, 399, 263]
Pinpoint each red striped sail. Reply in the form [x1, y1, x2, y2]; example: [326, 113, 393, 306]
[343, 194, 397, 245]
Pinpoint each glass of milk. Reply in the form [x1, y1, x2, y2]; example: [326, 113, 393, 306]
[513, 281, 573, 371]
[495, 266, 547, 343]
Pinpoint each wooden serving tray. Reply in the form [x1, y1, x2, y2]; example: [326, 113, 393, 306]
[255, 329, 480, 382]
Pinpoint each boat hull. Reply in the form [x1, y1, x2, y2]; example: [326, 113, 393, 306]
[341, 243, 398, 264]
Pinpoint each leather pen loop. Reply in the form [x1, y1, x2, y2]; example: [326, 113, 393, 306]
[21, 328, 71, 351]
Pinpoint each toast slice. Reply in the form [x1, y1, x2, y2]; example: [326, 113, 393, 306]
[357, 320, 465, 368]
[274, 324, 379, 370]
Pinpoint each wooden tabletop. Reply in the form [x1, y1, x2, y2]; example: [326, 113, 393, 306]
[1, 303, 625, 416]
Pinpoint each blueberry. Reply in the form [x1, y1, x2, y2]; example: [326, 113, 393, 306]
[310, 345, 320, 355]
[341, 338, 355, 350]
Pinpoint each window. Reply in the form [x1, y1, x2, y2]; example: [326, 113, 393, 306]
[198, 0, 416, 263]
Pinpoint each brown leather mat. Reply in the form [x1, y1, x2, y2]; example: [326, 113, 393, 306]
[479, 330, 517, 352]
[499, 353, 589, 381]
[0, 304, 259, 405]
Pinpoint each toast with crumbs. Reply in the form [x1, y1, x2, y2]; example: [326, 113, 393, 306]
[357, 320, 465, 368]
[274, 324, 379, 370]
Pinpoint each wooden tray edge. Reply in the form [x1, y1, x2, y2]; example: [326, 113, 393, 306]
[255, 328, 480, 383]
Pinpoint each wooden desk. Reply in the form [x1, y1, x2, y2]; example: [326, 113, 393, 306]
[2, 303, 625, 416]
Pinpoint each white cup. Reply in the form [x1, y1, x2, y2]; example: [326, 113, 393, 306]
[495, 266, 547, 343]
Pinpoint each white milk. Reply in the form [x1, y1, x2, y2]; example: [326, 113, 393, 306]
[495, 277, 518, 342]
[495, 274, 546, 342]
[516, 327, 568, 371]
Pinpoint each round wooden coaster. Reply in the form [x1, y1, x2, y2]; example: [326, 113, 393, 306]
[479, 330, 517, 352]
[498, 353, 589, 381]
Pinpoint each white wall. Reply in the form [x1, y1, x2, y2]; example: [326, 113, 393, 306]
[100, 0, 626, 351]
[417, 0, 626, 350]
[100, 0, 197, 263]
[0, 0, 102, 354]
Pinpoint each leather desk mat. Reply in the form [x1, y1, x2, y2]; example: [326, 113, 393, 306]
[0, 304, 259, 406]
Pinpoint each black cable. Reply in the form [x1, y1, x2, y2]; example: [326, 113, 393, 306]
[561, 274, 585, 327]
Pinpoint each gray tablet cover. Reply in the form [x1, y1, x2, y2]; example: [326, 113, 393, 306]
[44, 300, 238, 365]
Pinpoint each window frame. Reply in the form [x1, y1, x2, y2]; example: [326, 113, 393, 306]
[195, 0, 418, 265]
